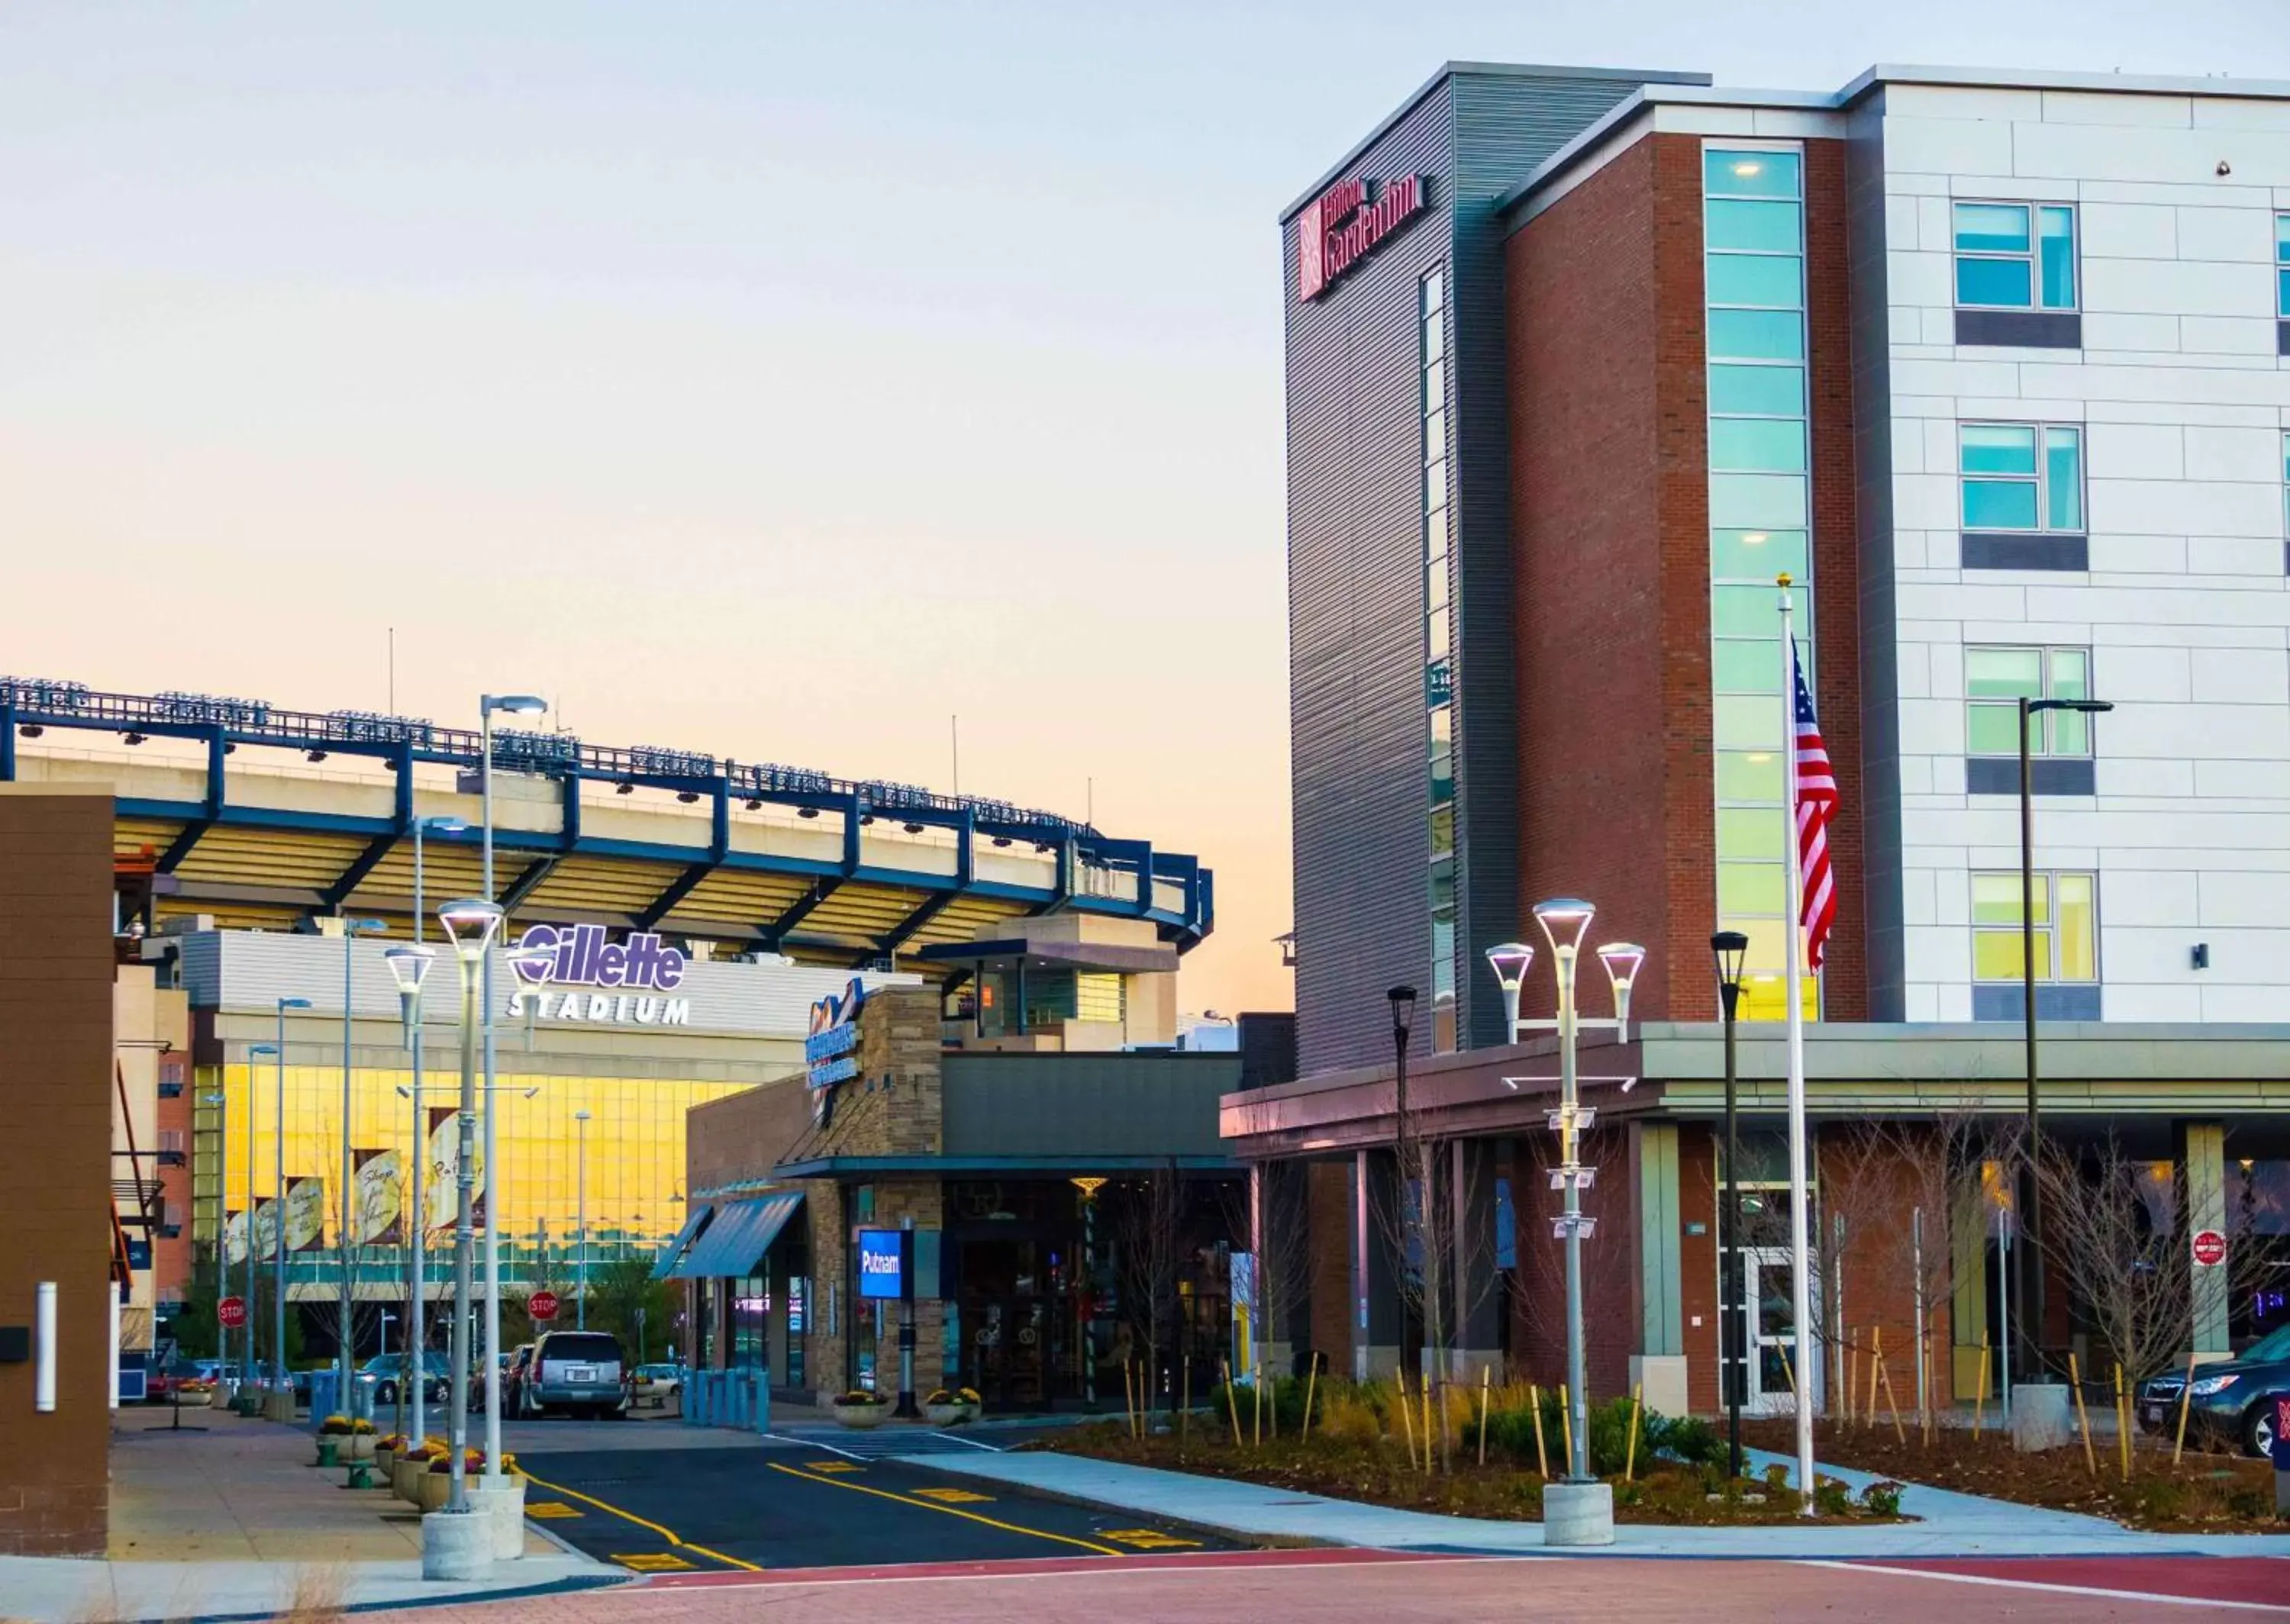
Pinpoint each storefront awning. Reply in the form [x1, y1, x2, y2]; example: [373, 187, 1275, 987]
[650, 1204, 714, 1281]
[676, 1192, 803, 1280]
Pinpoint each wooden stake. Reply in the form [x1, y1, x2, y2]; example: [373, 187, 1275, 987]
[1301, 1352, 1320, 1444]
[1124, 1358, 1138, 1439]
[2068, 1352, 2096, 1477]
[1624, 1381, 1644, 1482]
[1778, 1341, 1798, 1409]
[1221, 1358, 1243, 1448]
[1252, 1362, 1263, 1449]
[1477, 1365, 1492, 1468]
[1529, 1382, 1549, 1478]
[2172, 1349, 2198, 1467]
[1874, 1326, 1906, 1445]
[1395, 1366, 1418, 1472]
[2112, 1363, 2130, 1481]
[1557, 1382, 1574, 1476]
[1422, 1378, 1437, 1475]
[1269, 1361, 1279, 1443]
[1921, 1326, 1936, 1448]
[1972, 1340, 1988, 1441]
[1181, 1355, 1190, 1442]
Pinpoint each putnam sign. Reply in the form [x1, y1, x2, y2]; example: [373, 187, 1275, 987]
[1296, 173, 1427, 301]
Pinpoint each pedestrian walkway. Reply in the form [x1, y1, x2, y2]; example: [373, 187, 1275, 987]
[0, 1406, 622, 1622]
[891, 1447, 2290, 1559]
[771, 1425, 1011, 1460]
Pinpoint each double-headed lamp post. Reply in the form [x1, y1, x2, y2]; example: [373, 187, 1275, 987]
[479, 694, 547, 1484]
[574, 1110, 592, 1331]
[1485, 904, 1643, 1519]
[437, 897, 504, 1516]
[1709, 930, 1749, 1481]
[384, 942, 437, 1446]
[338, 918, 388, 1407]
[266, 997, 311, 1393]
[2017, 694, 2111, 1393]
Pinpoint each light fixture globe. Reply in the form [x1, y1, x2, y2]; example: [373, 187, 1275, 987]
[1386, 984, 1418, 1034]
[436, 897, 505, 962]
[483, 694, 547, 717]
[419, 815, 469, 836]
[383, 943, 437, 997]
[1483, 942, 1536, 991]
[1531, 897, 1596, 956]
[1595, 942, 1647, 997]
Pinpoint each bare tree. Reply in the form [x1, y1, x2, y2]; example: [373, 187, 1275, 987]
[1856, 1111, 2002, 1432]
[1226, 1158, 1316, 1382]
[1111, 1159, 1182, 1416]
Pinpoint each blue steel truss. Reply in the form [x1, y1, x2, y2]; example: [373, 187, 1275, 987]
[2, 678, 1211, 955]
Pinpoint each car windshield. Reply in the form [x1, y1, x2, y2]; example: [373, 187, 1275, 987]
[2239, 1323, 2290, 1364]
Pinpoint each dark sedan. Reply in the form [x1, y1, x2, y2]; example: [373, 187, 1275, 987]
[2137, 1322, 2290, 1457]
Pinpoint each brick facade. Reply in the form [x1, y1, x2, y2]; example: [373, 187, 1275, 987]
[0, 789, 115, 1555]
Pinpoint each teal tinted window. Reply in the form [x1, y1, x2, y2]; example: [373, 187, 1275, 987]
[2044, 428, 2082, 530]
[1708, 417, 1807, 473]
[1711, 529, 1808, 579]
[1963, 479, 2040, 530]
[1707, 308, 1804, 360]
[1962, 424, 2037, 475]
[1705, 253, 1804, 308]
[1956, 256, 2033, 308]
[1715, 695, 1781, 750]
[1955, 202, 2030, 253]
[1714, 750, 1784, 802]
[1710, 474, 1808, 530]
[1712, 638, 1781, 693]
[1705, 150, 1801, 199]
[1712, 585, 1810, 636]
[2038, 207, 2076, 308]
[1706, 199, 1803, 253]
[1708, 364, 1805, 417]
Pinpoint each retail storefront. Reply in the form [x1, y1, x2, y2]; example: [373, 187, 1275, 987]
[672, 970, 1253, 1407]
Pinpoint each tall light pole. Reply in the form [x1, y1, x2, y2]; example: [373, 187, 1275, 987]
[479, 693, 547, 1483]
[1710, 930, 1749, 1481]
[438, 897, 503, 1516]
[1384, 984, 1416, 1390]
[2017, 694, 2110, 1391]
[574, 1110, 591, 1330]
[338, 917, 387, 1406]
[385, 942, 438, 1444]
[268, 997, 310, 1392]
[201, 1088, 240, 1383]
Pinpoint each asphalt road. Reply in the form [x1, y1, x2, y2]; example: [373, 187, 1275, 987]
[511, 1432, 1245, 1575]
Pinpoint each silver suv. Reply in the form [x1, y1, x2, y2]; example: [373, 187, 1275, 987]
[520, 1331, 628, 1419]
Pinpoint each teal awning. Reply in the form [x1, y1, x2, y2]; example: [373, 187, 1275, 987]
[676, 1192, 803, 1280]
[650, 1205, 714, 1281]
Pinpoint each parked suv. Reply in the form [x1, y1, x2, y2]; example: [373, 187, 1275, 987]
[523, 1331, 628, 1419]
[2137, 1322, 2290, 1457]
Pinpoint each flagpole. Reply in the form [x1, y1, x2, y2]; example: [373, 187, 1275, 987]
[1778, 573, 1817, 1514]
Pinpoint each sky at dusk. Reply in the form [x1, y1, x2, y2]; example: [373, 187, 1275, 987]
[4, 1, 2285, 1015]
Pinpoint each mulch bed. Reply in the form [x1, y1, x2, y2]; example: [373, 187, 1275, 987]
[1041, 1423, 1895, 1526]
[1737, 1416, 2282, 1532]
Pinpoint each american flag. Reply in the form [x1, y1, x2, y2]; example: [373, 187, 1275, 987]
[1792, 640, 1839, 972]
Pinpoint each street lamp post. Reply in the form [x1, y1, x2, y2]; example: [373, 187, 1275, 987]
[338, 918, 387, 1408]
[385, 942, 438, 1446]
[479, 693, 547, 1484]
[201, 1087, 241, 1384]
[268, 998, 311, 1395]
[574, 1110, 591, 1330]
[438, 897, 504, 1516]
[1709, 930, 1749, 1482]
[2017, 694, 2110, 1395]
[1384, 984, 1417, 1391]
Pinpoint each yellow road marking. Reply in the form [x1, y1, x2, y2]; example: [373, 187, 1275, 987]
[911, 1487, 995, 1503]
[525, 1501, 582, 1519]
[766, 1461, 1123, 1556]
[612, 1552, 695, 1573]
[517, 1465, 761, 1572]
[805, 1460, 866, 1474]
[1101, 1527, 1201, 1550]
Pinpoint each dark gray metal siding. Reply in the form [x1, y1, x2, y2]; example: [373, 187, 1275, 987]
[939, 1053, 1240, 1159]
[1284, 67, 1687, 1078]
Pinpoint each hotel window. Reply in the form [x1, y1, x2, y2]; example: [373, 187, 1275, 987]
[2276, 212, 2288, 316]
[1960, 423, 2087, 571]
[1954, 201, 2076, 311]
[1972, 871, 2098, 988]
[1421, 265, 1458, 1051]
[1704, 143, 1815, 1023]
[1964, 646, 2097, 795]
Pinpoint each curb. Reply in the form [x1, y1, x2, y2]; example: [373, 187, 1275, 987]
[882, 1452, 1329, 1552]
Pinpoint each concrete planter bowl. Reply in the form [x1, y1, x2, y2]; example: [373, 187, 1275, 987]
[392, 1455, 427, 1503]
[830, 1400, 890, 1429]
[922, 1402, 969, 1427]
[416, 1468, 454, 1513]
[347, 1432, 377, 1461]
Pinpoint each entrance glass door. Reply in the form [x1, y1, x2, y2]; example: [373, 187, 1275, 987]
[1742, 1249, 1820, 1416]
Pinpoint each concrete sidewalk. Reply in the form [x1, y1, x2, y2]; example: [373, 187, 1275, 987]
[892, 1446, 2290, 1559]
[0, 1408, 623, 1622]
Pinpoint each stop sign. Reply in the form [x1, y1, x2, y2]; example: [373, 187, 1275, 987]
[528, 1290, 560, 1322]
[2191, 1229, 2227, 1268]
[218, 1296, 247, 1330]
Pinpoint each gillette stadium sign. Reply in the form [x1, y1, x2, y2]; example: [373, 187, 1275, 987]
[507, 923, 692, 1026]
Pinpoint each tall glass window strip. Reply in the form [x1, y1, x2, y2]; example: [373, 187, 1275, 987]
[1953, 201, 2077, 311]
[1705, 146, 1814, 1022]
[2275, 214, 2288, 317]
[1960, 423, 2083, 532]
[1421, 266, 1458, 1052]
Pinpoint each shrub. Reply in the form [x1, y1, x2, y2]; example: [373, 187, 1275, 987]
[835, 1390, 887, 1406]
[318, 1413, 352, 1436]
[1653, 1414, 1727, 1470]
[1812, 1474, 1852, 1516]
[924, 1389, 955, 1406]
[956, 1387, 981, 1405]
[1860, 1480, 1904, 1517]
[1317, 1390, 1385, 1447]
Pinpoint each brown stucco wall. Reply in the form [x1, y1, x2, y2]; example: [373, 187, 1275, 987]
[0, 788, 115, 1555]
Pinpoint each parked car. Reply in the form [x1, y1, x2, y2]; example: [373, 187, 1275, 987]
[146, 1358, 217, 1405]
[2137, 1322, 2290, 1457]
[358, 1352, 453, 1406]
[629, 1362, 683, 1408]
[502, 1344, 537, 1415]
[522, 1331, 628, 1419]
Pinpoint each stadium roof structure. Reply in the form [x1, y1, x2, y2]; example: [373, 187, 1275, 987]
[2, 678, 1211, 968]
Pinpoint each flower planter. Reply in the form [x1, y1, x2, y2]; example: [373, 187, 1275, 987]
[375, 1447, 397, 1477]
[830, 1401, 889, 1430]
[347, 1433, 377, 1461]
[922, 1402, 968, 1427]
[393, 1455, 427, 1503]
[417, 1470, 453, 1513]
